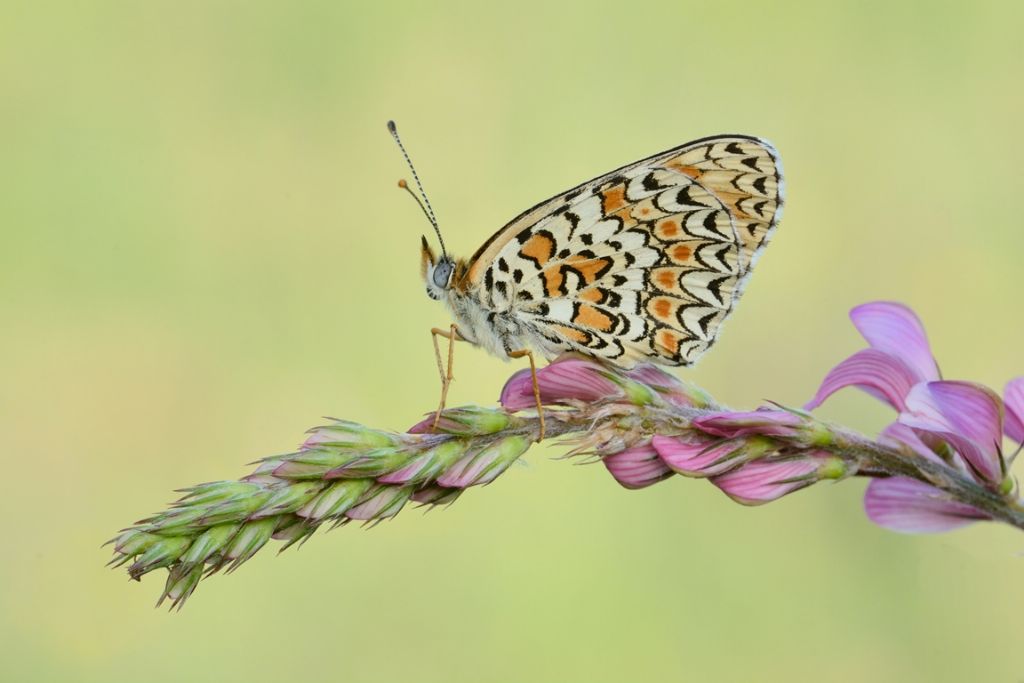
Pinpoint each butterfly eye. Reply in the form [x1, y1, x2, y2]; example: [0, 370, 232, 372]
[432, 261, 454, 289]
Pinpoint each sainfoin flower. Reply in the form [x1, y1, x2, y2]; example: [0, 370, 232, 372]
[506, 357, 852, 504]
[500, 352, 702, 411]
[805, 302, 1023, 533]
[507, 302, 1023, 533]
[497, 314, 1024, 530]
[646, 414, 845, 504]
[652, 433, 771, 478]
[500, 355, 622, 410]
[109, 300, 1024, 609]
[805, 302, 940, 412]
[711, 453, 846, 505]
[603, 442, 673, 489]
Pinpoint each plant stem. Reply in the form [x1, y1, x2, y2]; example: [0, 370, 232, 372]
[527, 403, 1024, 531]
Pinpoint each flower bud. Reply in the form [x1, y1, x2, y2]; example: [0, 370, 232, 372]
[408, 407, 517, 435]
[322, 447, 415, 479]
[180, 523, 240, 565]
[711, 453, 846, 505]
[377, 440, 469, 485]
[159, 563, 204, 609]
[623, 364, 713, 407]
[603, 442, 673, 490]
[127, 535, 192, 578]
[345, 485, 415, 521]
[301, 420, 402, 450]
[437, 436, 531, 488]
[223, 519, 276, 571]
[500, 357, 620, 410]
[251, 481, 323, 518]
[652, 434, 775, 477]
[694, 409, 833, 446]
[410, 485, 463, 506]
[296, 478, 374, 521]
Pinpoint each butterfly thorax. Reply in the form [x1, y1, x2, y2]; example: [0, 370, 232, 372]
[422, 256, 531, 360]
[445, 287, 530, 360]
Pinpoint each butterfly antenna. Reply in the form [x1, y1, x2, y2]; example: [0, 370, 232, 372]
[397, 179, 433, 227]
[387, 120, 447, 258]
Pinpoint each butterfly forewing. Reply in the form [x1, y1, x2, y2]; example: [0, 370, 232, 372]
[461, 135, 783, 368]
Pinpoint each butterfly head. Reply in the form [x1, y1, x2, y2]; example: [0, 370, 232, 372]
[389, 121, 461, 301]
[421, 235, 457, 300]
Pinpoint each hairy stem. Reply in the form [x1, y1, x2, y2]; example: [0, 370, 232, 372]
[828, 427, 1024, 530]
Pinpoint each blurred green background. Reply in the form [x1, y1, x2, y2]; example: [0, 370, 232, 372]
[2, 1, 1023, 681]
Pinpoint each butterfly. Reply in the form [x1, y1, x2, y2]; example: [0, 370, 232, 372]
[387, 122, 784, 438]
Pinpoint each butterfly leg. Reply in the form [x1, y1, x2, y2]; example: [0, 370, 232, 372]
[507, 348, 545, 441]
[430, 324, 463, 431]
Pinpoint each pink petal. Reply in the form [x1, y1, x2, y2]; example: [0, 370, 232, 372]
[900, 381, 1004, 484]
[625, 364, 684, 390]
[1005, 377, 1024, 443]
[603, 443, 673, 490]
[878, 422, 946, 466]
[499, 368, 539, 411]
[864, 477, 987, 533]
[804, 349, 921, 412]
[500, 358, 619, 411]
[651, 435, 750, 477]
[625, 365, 693, 407]
[407, 417, 436, 434]
[710, 456, 822, 505]
[850, 302, 939, 383]
[693, 410, 803, 439]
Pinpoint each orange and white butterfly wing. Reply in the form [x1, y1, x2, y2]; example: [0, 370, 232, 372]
[462, 135, 784, 367]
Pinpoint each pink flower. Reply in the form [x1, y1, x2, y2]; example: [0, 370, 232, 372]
[624, 364, 695, 407]
[710, 454, 846, 505]
[807, 305, 1021, 476]
[500, 357, 620, 411]
[869, 417, 992, 532]
[1005, 378, 1024, 444]
[898, 381, 1005, 485]
[603, 442, 673, 490]
[500, 356, 702, 412]
[806, 302, 939, 412]
[877, 422, 946, 467]
[652, 434, 772, 477]
[864, 477, 988, 533]
[692, 409, 806, 440]
[805, 301, 1022, 534]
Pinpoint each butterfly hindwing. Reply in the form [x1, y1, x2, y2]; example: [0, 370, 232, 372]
[461, 135, 783, 367]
